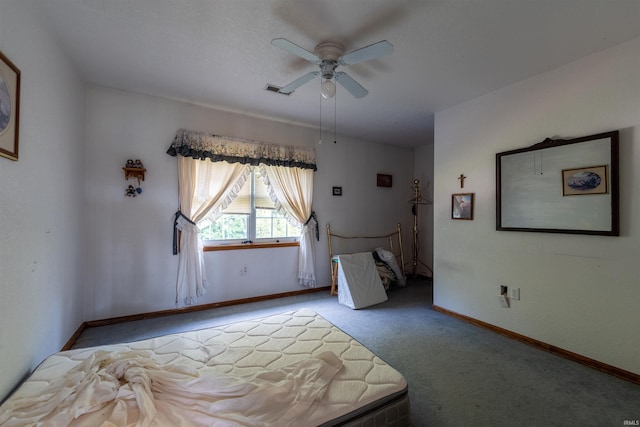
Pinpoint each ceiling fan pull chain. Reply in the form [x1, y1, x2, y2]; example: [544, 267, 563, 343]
[319, 79, 323, 144]
[334, 87, 337, 144]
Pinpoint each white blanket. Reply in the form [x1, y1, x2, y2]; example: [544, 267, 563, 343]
[0, 350, 342, 427]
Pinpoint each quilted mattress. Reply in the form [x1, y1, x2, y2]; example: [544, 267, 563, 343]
[0, 308, 409, 426]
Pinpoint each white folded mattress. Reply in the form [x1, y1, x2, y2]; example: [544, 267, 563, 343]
[0, 308, 409, 426]
[337, 253, 388, 309]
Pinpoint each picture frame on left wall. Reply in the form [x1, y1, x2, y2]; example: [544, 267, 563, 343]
[0, 50, 20, 161]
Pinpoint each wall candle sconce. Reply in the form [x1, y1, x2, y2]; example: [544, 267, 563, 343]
[123, 159, 146, 197]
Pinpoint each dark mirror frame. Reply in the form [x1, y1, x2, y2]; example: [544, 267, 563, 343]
[496, 130, 619, 236]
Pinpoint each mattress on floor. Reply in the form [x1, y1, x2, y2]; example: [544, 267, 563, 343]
[0, 308, 409, 426]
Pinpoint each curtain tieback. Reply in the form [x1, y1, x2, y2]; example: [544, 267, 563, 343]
[173, 210, 196, 255]
[304, 211, 320, 241]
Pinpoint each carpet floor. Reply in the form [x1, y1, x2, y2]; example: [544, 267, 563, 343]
[73, 279, 640, 426]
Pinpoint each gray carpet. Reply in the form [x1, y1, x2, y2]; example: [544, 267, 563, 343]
[74, 279, 640, 426]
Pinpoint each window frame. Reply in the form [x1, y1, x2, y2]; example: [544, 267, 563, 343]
[200, 167, 301, 247]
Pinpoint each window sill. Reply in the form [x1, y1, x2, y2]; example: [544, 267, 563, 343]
[203, 241, 299, 252]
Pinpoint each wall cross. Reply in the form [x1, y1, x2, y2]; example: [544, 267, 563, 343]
[458, 174, 467, 188]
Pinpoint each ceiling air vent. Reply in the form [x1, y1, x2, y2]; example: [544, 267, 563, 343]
[264, 84, 290, 95]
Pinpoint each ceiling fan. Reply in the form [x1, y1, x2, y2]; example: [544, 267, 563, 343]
[271, 38, 393, 98]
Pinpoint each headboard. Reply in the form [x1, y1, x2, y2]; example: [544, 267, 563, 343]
[326, 223, 405, 278]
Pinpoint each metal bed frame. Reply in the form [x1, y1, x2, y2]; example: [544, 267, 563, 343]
[326, 223, 405, 295]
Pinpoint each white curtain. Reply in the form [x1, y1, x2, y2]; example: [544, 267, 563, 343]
[260, 164, 316, 287]
[176, 156, 250, 306]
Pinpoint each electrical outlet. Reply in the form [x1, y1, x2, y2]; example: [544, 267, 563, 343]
[510, 288, 520, 300]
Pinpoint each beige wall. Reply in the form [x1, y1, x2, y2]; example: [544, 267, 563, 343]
[84, 86, 416, 319]
[433, 37, 640, 374]
[0, 0, 86, 399]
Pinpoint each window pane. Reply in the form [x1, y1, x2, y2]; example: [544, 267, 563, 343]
[273, 218, 288, 236]
[255, 217, 272, 239]
[256, 208, 301, 239]
[202, 214, 248, 240]
[223, 215, 248, 239]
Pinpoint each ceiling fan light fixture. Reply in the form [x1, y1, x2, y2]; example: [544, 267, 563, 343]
[320, 79, 336, 98]
[271, 38, 392, 99]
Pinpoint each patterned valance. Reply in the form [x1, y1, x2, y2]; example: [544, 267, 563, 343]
[167, 128, 317, 171]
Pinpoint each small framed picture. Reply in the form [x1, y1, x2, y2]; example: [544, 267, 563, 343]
[377, 174, 392, 187]
[452, 193, 474, 220]
[332, 186, 342, 196]
[562, 165, 608, 196]
[0, 50, 21, 161]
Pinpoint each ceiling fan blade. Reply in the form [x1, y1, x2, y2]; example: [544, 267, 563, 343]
[278, 71, 320, 95]
[339, 40, 393, 66]
[271, 38, 320, 64]
[335, 72, 368, 98]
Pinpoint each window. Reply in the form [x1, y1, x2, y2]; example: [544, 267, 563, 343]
[199, 168, 301, 243]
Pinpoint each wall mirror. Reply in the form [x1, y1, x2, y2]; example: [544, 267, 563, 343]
[496, 130, 619, 236]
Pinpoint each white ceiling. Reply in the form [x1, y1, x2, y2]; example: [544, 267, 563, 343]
[34, 0, 640, 147]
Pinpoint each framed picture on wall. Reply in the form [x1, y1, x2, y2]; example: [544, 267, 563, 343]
[562, 165, 608, 196]
[452, 193, 474, 220]
[0, 50, 20, 161]
[376, 174, 392, 187]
